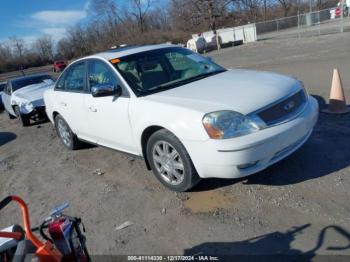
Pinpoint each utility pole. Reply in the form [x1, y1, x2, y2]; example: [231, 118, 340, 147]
[340, 0, 344, 33]
[309, 0, 312, 13]
[298, 10, 300, 38]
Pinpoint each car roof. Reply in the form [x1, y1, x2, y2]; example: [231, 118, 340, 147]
[89, 44, 178, 61]
[9, 74, 50, 83]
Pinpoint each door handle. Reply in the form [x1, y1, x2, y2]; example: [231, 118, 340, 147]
[60, 102, 67, 107]
[88, 106, 97, 112]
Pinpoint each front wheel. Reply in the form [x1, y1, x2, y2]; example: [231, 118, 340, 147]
[54, 114, 80, 150]
[7, 110, 16, 119]
[146, 129, 201, 192]
[14, 106, 30, 126]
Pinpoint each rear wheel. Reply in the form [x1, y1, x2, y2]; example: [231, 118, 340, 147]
[146, 129, 201, 192]
[54, 114, 80, 150]
[14, 106, 30, 126]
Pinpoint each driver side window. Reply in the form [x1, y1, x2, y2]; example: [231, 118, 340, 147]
[88, 60, 119, 89]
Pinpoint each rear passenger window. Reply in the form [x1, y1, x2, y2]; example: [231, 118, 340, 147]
[55, 72, 66, 90]
[64, 62, 86, 92]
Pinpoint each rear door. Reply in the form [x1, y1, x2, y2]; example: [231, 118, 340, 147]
[54, 61, 90, 139]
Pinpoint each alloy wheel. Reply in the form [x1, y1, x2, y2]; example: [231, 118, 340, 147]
[152, 141, 185, 185]
[57, 118, 71, 147]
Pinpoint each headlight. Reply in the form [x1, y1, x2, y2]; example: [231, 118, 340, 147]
[291, 76, 308, 100]
[202, 110, 260, 139]
[299, 81, 309, 101]
[22, 101, 33, 107]
[21, 101, 34, 112]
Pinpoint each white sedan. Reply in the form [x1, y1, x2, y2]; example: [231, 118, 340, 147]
[2, 74, 54, 126]
[44, 45, 318, 191]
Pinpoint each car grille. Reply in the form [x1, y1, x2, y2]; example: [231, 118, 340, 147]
[257, 90, 307, 126]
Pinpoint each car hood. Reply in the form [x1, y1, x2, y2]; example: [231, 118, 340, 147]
[11, 81, 55, 113]
[12, 81, 54, 103]
[144, 69, 302, 115]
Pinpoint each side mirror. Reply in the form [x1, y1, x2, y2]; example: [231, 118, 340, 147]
[91, 84, 122, 97]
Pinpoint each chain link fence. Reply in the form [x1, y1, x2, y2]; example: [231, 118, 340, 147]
[256, 7, 350, 40]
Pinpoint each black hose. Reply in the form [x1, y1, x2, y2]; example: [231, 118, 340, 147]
[39, 221, 53, 243]
[0, 196, 12, 211]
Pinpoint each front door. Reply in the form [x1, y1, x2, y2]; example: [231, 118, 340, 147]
[84, 59, 137, 154]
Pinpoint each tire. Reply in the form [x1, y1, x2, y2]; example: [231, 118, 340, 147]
[146, 129, 201, 192]
[7, 110, 16, 119]
[14, 106, 30, 126]
[54, 114, 80, 150]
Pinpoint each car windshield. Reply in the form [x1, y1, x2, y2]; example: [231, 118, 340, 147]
[12, 75, 54, 91]
[112, 47, 226, 96]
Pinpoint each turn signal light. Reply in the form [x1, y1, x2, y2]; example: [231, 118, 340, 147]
[110, 58, 120, 64]
[203, 122, 224, 139]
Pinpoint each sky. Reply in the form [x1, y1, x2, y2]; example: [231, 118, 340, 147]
[0, 0, 91, 44]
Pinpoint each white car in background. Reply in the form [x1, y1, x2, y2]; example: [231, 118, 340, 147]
[0, 81, 6, 109]
[2, 74, 55, 126]
[44, 45, 318, 191]
[186, 36, 207, 53]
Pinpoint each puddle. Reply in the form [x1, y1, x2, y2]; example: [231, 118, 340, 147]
[183, 191, 232, 213]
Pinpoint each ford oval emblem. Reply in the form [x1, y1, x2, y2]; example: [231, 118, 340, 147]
[283, 101, 295, 111]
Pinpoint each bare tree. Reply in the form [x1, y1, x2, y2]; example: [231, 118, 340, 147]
[0, 42, 13, 72]
[0, 42, 12, 61]
[9, 37, 27, 72]
[57, 38, 75, 60]
[170, 0, 236, 31]
[263, 0, 268, 20]
[191, 0, 235, 30]
[88, 0, 127, 45]
[34, 35, 54, 63]
[131, 0, 152, 33]
[315, 0, 338, 9]
[9, 37, 25, 59]
[277, 0, 293, 17]
[236, 0, 262, 22]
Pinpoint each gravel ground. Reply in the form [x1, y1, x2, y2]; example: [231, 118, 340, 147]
[1, 32, 350, 260]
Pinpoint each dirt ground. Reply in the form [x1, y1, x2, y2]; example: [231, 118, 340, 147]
[1, 32, 350, 260]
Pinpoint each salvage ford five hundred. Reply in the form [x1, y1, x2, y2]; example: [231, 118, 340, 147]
[44, 45, 318, 191]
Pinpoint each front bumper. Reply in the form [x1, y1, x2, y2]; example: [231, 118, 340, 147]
[25, 106, 47, 120]
[183, 96, 319, 179]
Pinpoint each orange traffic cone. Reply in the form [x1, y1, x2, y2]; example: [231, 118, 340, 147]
[322, 68, 350, 114]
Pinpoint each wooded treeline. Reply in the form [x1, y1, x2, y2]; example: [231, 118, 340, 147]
[0, 0, 338, 73]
